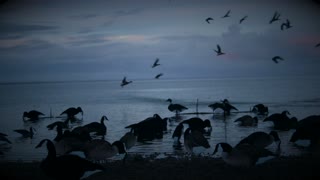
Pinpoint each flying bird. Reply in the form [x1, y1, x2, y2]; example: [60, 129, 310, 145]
[155, 73, 163, 79]
[269, 11, 281, 24]
[315, 43, 320, 47]
[239, 15, 248, 24]
[281, 19, 292, 30]
[214, 44, 225, 56]
[222, 10, 231, 18]
[121, 76, 132, 87]
[206, 17, 213, 24]
[272, 56, 284, 63]
[152, 58, 160, 68]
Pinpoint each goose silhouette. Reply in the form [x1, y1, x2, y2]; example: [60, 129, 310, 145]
[206, 17, 213, 23]
[23, 110, 44, 121]
[222, 10, 231, 18]
[269, 11, 281, 24]
[272, 56, 284, 63]
[239, 15, 248, 24]
[13, 127, 35, 138]
[36, 139, 104, 180]
[214, 44, 225, 56]
[166, 98, 188, 115]
[60, 107, 83, 119]
[155, 73, 163, 79]
[121, 76, 132, 87]
[152, 58, 160, 68]
[281, 19, 292, 30]
[237, 131, 281, 149]
[184, 128, 210, 153]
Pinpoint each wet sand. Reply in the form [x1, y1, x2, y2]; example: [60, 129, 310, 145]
[1, 154, 320, 180]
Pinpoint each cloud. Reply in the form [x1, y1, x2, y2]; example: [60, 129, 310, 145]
[0, 22, 58, 33]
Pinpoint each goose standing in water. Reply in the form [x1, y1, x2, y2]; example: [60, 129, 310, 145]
[172, 123, 184, 147]
[47, 119, 70, 130]
[13, 127, 35, 138]
[213, 142, 278, 167]
[152, 58, 160, 68]
[166, 99, 188, 116]
[76, 139, 127, 162]
[181, 117, 212, 133]
[36, 139, 104, 180]
[23, 110, 44, 121]
[263, 110, 297, 130]
[120, 129, 137, 150]
[251, 104, 268, 115]
[184, 128, 210, 153]
[234, 115, 258, 126]
[208, 99, 238, 117]
[60, 107, 83, 119]
[82, 115, 108, 138]
[237, 131, 281, 149]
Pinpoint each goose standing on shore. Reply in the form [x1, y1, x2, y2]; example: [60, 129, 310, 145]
[36, 139, 104, 180]
[166, 99, 188, 115]
[172, 123, 184, 147]
[82, 115, 108, 138]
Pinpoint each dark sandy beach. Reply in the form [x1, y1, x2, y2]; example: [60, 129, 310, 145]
[1, 153, 320, 180]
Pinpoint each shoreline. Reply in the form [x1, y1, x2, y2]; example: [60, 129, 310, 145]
[1, 153, 320, 180]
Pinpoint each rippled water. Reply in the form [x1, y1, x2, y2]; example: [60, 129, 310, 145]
[0, 76, 320, 162]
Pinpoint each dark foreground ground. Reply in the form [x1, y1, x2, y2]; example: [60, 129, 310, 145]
[1, 154, 320, 180]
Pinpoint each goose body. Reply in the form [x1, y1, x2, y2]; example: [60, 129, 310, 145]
[182, 117, 211, 132]
[263, 111, 297, 130]
[121, 76, 132, 87]
[234, 115, 258, 126]
[82, 115, 108, 137]
[237, 131, 280, 149]
[172, 123, 184, 146]
[166, 99, 188, 115]
[152, 58, 160, 68]
[23, 110, 44, 121]
[13, 127, 35, 138]
[36, 139, 104, 180]
[251, 104, 269, 115]
[184, 128, 210, 153]
[60, 107, 83, 119]
[120, 130, 137, 150]
[206, 17, 213, 23]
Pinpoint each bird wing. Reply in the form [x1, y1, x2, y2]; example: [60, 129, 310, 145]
[122, 77, 127, 83]
[315, 43, 320, 47]
[217, 45, 221, 52]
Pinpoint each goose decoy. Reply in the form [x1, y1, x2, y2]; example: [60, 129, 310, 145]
[208, 99, 238, 116]
[214, 44, 225, 56]
[269, 11, 281, 24]
[237, 131, 280, 149]
[221, 10, 231, 18]
[184, 128, 210, 153]
[251, 104, 269, 115]
[54, 125, 91, 155]
[13, 127, 35, 138]
[47, 119, 70, 130]
[234, 115, 258, 126]
[60, 107, 83, 119]
[120, 129, 137, 150]
[152, 58, 160, 68]
[290, 115, 320, 147]
[166, 99, 188, 115]
[272, 56, 284, 63]
[82, 115, 108, 137]
[0, 133, 11, 144]
[172, 123, 184, 147]
[36, 139, 104, 180]
[181, 117, 212, 133]
[125, 114, 168, 141]
[77, 139, 126, 161]
[263, 111, 297, 130]
[281, 19, 292, 30]
[315, 43, 320, 48]
[23, 110, 44, 121]
[206, 17, 213, 24]
[155, 73, 163, 79]
[121, 76, 132, 87]
[213, 142, 278, 167]
[239, 15, 248, 24]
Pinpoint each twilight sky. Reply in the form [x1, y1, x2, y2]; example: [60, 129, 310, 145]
[0, 0, 319, 82]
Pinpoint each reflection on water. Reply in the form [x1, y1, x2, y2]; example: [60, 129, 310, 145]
[0, 76, 320, 162]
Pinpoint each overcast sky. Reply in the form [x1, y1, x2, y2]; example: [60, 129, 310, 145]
[0, 0, 319, 82]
